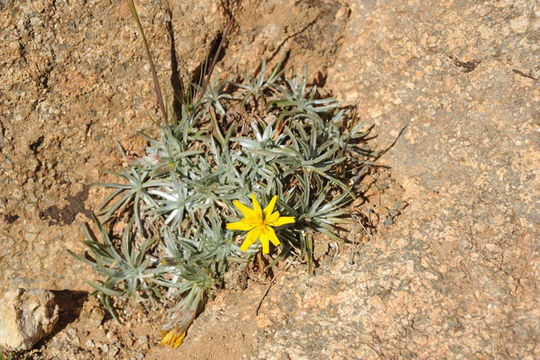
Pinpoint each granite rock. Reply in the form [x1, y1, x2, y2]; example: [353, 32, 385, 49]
[0, 0, 172, 290]
[1, 0, 538, 358]
[0, 288, 59, 350]
[251, 0, 540, 358]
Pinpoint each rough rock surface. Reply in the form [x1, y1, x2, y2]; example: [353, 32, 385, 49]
[261, 0, 539, 358]
[183, 0, 540, 359]
[0, 0, 538, 359]
[217, 0, 348, 79]
[0, 0, 171, 290]
[166, 0, 348, 98]
[0, 288, 59, 350]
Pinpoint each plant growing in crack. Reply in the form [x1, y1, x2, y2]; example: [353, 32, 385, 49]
[70, 0, 375, 349]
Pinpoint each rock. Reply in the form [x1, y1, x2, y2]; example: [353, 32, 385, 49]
[165, 0, 540, 359]
[0, 0, 172, 292]
[135, 335, 149, 350]
[1, 0, 538, 359]
[0, 288, 59, 350]
[168, 0, 349, 84]
[108, 345, 119, 358]
[251, 0, 539, 358]
[86, 307, 105, 328]
[509, 15, 529, 34]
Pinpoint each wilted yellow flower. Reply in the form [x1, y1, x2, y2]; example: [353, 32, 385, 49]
[227, 194, 295, 254]
[160, 328, 186, 349]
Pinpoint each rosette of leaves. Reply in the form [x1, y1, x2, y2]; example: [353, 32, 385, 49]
[72, 62, 374, 342]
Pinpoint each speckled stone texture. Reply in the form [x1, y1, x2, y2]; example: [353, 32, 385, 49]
[1, 0, 538, 358]
[0, 288, 59, 350]
[251, 0, 539, 358]
[0, 0, 172, 290]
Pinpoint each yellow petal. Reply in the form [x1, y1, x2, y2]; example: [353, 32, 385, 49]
[226, 219, 256, 231]
[173, 331, 186, 348]
[161, 329, 176, 346]
[268, 216, 295, 227]
[251, 193, 262, 216]
[234, 199, 255, 218]
[266, 211, 280, 224]
[240, 228, 260, 252]
[263, 195, 278, 218]
[259, 227, 270, 254]
[245, 214, 263, 227]
[266, 226, 281, 246]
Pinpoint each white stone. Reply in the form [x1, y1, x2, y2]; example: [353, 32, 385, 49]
[0, 288, 59, 350]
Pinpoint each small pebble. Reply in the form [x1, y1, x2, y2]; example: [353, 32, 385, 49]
[87, 308, 105, 328]
[136, 335, 149, 350]
[109, 345, 119, 358]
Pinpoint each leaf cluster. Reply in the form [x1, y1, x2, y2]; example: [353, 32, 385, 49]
[73, 63, 374, 330]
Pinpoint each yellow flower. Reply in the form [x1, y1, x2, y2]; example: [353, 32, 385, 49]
[160, 328, 186, 349]
[227, 194, 295, 254]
